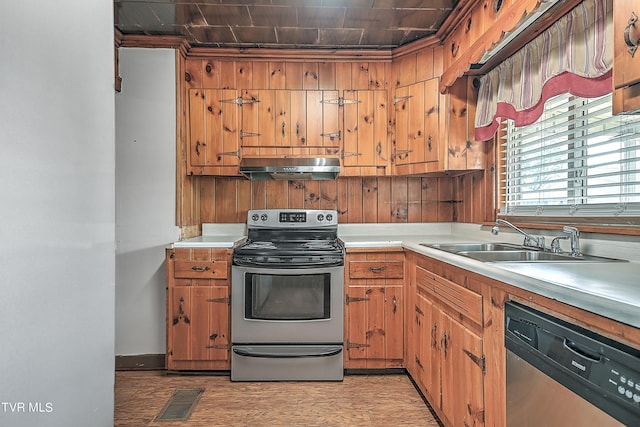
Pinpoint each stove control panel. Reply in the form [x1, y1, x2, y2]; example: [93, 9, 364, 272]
[247, 209, 338, 228]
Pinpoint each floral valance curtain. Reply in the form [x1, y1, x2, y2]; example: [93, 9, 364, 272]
[474, 0, 613, 142]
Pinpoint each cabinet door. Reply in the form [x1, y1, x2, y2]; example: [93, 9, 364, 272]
[290, 90, 308, 155]
[168, 286, 230, 364]
[423, 78, 440, 164]
[239, 89, 266, 156]
[188, 89, 206, 167]
[345, 286, 385, 363]
[169, 286, 193, 362]
[385, 285, 403, 362]
[428, 302, 444, 411]
[188, 89, 240, 173]
[319, 91, 341, 157]
[441, 310, 484, 427]
[412, 292, 428, 393]
[342, 90, 389, 173]
[273, 89, 291, 154]
[394, 85, 411, 166]
[205, 286, 231, 363]
[407, 81, 426, 165]
[394, 80, 440, 172]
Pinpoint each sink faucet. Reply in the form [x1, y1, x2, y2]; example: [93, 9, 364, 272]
[550, 226, 582, 256]
[562, 226, 582, 257]
[549, 226, 583, 256]
[491, 219, 545, 250]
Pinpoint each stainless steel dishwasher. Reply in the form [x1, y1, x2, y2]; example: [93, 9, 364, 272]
[505, 302, 640, 426]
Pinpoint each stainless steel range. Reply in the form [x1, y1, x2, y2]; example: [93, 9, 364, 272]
[231, 209, 344, 381]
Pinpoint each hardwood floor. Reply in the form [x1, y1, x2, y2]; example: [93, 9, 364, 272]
[114, 371, 442, 426]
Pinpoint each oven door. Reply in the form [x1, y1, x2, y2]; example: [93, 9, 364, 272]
[231, 265, 344, 344]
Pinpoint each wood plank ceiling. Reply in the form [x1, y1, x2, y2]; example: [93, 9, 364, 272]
[113, 0, 458, 49]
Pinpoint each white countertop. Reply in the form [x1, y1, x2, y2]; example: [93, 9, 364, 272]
[339, 223, 640, 329]
[171, 222, 640, 329]
[171, 224, 246, 248]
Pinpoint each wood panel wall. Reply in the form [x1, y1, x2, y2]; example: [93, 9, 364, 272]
[196, 175, 458, 224]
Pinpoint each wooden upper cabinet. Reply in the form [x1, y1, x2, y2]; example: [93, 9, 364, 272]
[341, 89, 389, 176]
[395, 75, 484, 175]
[613, 0, 640, 114]
[187, 88, 240, 176]
[239, 90, 342, 158]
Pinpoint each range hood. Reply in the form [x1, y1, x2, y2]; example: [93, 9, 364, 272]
[239, 157, 340, 181]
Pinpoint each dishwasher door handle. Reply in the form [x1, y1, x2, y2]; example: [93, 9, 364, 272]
[563, 338, 603, 363]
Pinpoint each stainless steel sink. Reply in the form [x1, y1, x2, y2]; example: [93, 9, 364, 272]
[421, 243, 626, 263]
[458, 250, 625, 262]
[424, 242, 526, 252]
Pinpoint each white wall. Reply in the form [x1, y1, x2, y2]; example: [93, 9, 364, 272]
[115, 48, 178, 356]
[0, 1, 115, 426]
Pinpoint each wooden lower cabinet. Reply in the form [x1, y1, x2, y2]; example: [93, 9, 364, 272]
[166, 247, 232, 371]
[344, 249, 404, 369]
[406, 251, 485, 427]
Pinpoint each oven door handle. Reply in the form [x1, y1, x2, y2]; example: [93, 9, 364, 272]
[232, 345, 343, 359]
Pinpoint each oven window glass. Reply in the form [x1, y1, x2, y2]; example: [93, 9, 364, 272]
[245, 273, 331, 320]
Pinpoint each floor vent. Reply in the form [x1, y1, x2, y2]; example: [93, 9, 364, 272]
[155, 388, 204, 421]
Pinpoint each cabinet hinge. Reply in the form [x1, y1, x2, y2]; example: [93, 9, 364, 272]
[415, 356, 424, 370]
[463, 349, 486, 375]
[341, 150, 362, 158]
[240, 130, 261, 139]
[320, 130, 341, 141]
[347, 340, 370, 349]
[220, 96, 259, 106]
[345, 294, 369, 304]
[321, 97, 359, 106]
[206, 297, 230, 304]
[206, 344, 230, 349]
[393, 95, 412, 104]
[205, 344, 229, 350]
[393, 149, 413, 161]
[217, 150, 240, 161]
[414, 304, 424, 316]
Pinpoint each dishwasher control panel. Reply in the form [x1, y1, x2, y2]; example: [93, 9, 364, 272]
[608, 365, 640, 404]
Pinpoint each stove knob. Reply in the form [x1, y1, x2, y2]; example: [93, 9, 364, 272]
[326, 213, 333, 222]
[317, 213, 324, 222]
[261, 213, 268, 222]
[251, 213, 259, 222]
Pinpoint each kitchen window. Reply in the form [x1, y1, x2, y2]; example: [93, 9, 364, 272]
[500, 92, 640, 217]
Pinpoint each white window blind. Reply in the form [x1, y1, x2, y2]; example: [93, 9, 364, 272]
[501, 93, 640, 217]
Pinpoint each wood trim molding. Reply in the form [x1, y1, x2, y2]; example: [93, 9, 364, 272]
[435, 0, 483, 43]
[114, 28, 123, 47]
[119, 34, 191, 57]
[391, 35, 441, 60]
[115, 354, 165, 370]
[186, 46, 393, 62]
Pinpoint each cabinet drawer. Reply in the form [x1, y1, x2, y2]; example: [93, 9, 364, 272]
[174, 261, 228, 280]
[349, 260, 404, 279]
[416, 265, 482, 327]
